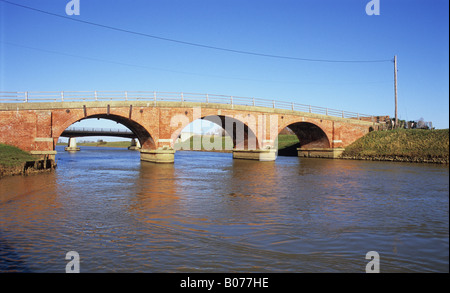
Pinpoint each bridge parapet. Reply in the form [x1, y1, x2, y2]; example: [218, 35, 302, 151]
[0, 91, 377, 122]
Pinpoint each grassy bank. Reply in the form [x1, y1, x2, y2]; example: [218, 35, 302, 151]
[0, 144, 42, 177]
[341, 129, 449, 164]
[174, 134, 300, 153]
[0, 144, 36, 167]
[73, 141, 132, 148]
[56, 130, 449, 164]
[60, 135, 301, 153]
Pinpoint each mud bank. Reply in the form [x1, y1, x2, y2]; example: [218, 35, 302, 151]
[340, 155, 448, 164]
[0, 160, 56, 178]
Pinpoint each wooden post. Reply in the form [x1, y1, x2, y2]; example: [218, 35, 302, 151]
[394, 55, 398, 128]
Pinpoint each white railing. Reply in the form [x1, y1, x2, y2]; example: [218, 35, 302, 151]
[0, 90, 375, 121]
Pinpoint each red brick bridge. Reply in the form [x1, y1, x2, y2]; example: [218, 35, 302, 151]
[0, 91, 384, 163]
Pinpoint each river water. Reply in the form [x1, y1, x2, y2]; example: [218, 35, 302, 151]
[0, 146, 448, 273]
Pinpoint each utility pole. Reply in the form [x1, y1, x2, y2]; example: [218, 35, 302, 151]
[394, 55, 398, 128]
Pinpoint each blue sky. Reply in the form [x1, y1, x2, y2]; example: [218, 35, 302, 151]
[1, 0, 448, 136]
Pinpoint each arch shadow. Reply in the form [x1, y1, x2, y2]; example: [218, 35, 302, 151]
[203, 115, 260, 150]
[173, 115, 261, 151]
[282, 122, 330, 149]
[55, 114, 156, 150]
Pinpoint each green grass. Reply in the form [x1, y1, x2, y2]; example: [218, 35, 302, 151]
[175, 135, 234, 151]
[342, 129, 449, 161]
[57, 141, 132, 148]
[0, 143, 36, 167]
[277, 134, 300, 149]
[57, 135, 301, 152]
[174, 134, 300, 152]
[56, 130, 449, 162]
[78, 141, 132, 148]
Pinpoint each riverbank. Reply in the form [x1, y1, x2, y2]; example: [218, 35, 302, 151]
[64, 141, 131, 148]
[0, 144, 55, 178]
[340, 129, 449, 164]
[55, 129, 449, 164]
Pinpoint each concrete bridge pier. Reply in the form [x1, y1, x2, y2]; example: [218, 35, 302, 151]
[232, 148, 277, 161]
[297, 147, 345, 159]
[29, 150, 58, 168]
[140, 148, 175, 163]
[65, 137, 80, 152]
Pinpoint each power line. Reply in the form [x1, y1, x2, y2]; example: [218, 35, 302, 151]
[1, 41, 392, 85]
[1, 0, 393, 64]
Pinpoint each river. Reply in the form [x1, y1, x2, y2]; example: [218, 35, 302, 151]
[0, 146, 448, 273]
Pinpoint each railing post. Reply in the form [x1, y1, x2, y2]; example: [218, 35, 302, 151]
[25, 91, 28, 103]
[61, 91, 64, 102]
[291, 102, 294, 111]
[326, 108, 328, 116]
[94, 91, 98, 101]
[309, 105, 311, 113]
[181, 92, 184, 102]
[253, 98, 255, 106]
[206, 93, 209, 103]
[125, 91, 128, 101]
[357, 113, 360, 120]
[153, 91, 157, 106]
[342, 110, 344, 118]
[230, 96, 233, 105]
[273, 100, 275, 108]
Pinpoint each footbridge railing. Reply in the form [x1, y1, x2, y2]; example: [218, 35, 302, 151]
[61, 127, 136, 138]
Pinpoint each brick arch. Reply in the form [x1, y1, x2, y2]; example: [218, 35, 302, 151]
[53, 112, 156, 150]
[170, 114, 261, 150]
[204, 115, 260, 150]
[279, 120, 331, 149]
